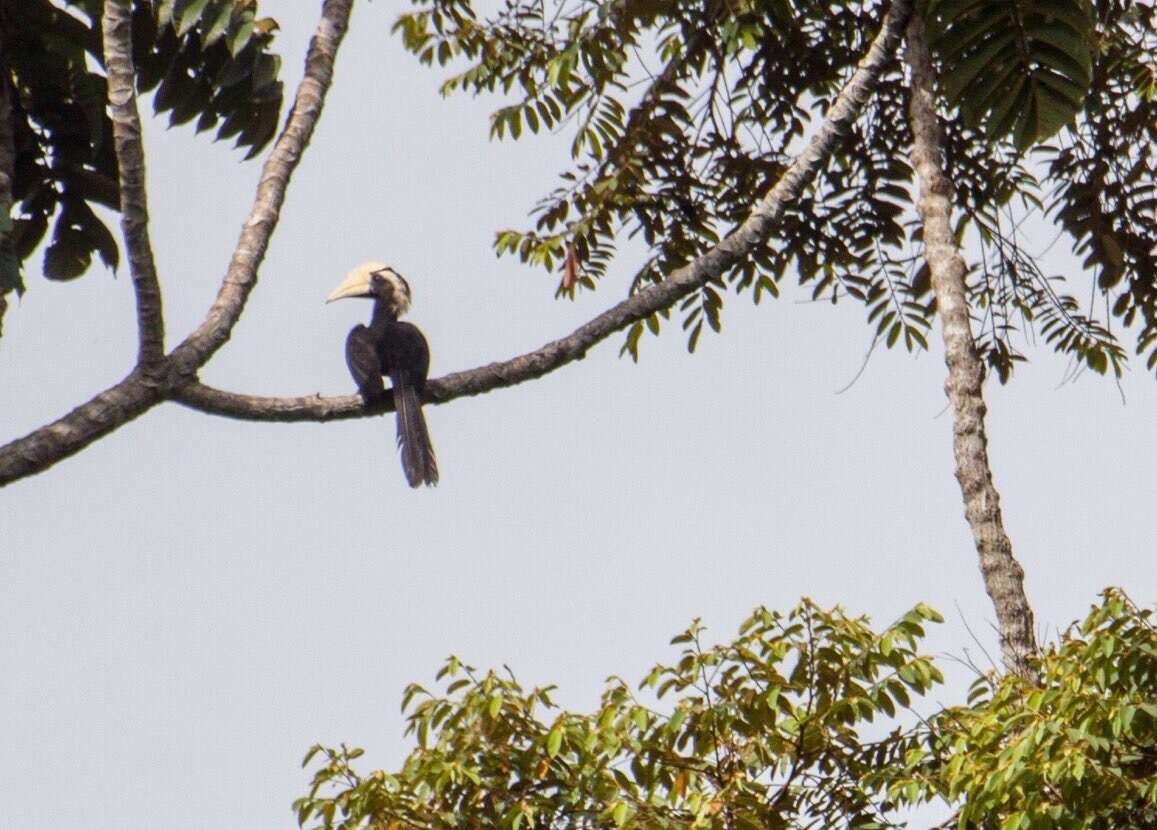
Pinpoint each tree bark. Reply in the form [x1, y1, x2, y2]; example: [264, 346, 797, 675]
[905, 11, 1038, 680]
[0, 372, 164, 482]
[103, 0, 166, 368]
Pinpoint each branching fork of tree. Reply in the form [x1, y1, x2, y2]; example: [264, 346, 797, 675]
[2, 0, 1155, 685]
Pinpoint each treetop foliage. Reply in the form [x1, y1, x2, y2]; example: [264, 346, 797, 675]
[910, 589, 1157, 829]
[2, 0, 282, 313]
[5, 1, 1153, 376]
[394, 0, 1156, 381]
[294, 589, 1155, 830]
[297, 598, 946, 830]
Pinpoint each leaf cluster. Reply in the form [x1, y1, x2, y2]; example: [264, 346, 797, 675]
[395, 0, 1155, 379]
[1, 0, 282, 299]
[925, 0, 1094, 152]
[1039, 0, 1157, 374]
[296, 590, 1156, 830]
[295, 599, 945, 830]
[396, 0, 931, 361]
[886, 588, 1157, 829]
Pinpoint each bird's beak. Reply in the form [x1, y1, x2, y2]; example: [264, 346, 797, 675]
[325, 270, 372, 303]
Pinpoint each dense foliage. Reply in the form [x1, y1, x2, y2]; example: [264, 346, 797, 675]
[1, 0, 281, 322]
[394, 0, 1155, 380]
[893, 588, 1157, 828]
[297, 599, 946, 830]
[294, 590, 1155, 829]
[5, 2, 1152, 372]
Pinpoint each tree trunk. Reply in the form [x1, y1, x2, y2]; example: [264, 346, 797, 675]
[905, 12, 1038, 681]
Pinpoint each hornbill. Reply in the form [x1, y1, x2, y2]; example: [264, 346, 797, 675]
[327, 262, 439, 487]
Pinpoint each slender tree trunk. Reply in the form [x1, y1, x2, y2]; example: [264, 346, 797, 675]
[905, 12, 1038, 681]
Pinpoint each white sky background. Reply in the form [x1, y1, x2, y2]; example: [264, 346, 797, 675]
[2, 2, 1154, 828]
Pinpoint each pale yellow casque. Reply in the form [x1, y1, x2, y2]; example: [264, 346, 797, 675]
[325, 262, 412, 316]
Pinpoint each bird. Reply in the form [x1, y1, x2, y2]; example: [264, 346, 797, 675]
[327, 262, 439, 487]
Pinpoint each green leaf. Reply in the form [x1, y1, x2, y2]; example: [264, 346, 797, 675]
[204, 1, 236, 47]
[229, 19, 256, 57]
[930, 0, 1093, 147]
[0, 247, 23, 299]
[177, 0, 213, 38]
[687, 319, 703, 353]
[546, 724, 563, 757]
[43, 231, 91, 280]
[157, 0, 186, 30]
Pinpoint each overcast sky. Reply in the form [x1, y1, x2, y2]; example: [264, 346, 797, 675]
[2, 3, 1154, 829]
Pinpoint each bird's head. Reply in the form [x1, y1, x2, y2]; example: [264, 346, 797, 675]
[326, 262, 412, 317]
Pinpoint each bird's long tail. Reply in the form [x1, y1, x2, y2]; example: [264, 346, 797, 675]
[393, 380, 439, 488]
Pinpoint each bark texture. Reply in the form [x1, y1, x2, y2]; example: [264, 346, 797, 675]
[103, 0, 166, 367]
[0, 373, 162, 483]
[905, 12, 1038, 680]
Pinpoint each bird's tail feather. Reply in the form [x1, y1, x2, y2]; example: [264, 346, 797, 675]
[394, 381, 438, 488]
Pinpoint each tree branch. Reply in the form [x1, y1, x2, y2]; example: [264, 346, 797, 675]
[175, 382, 370, 422]
[0, 0, 356, 487]
[904, 10, 1038, 681]
[103, 0, 166, 367]
[174, 0, 913, 422]
[165, 0, 354, 379]
[0, 372, 162, 484]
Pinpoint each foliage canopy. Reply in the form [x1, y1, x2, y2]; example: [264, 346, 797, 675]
[394, 0, 1155, 380]
[5, 1, 1153, 375]
[1, 0, 282, 322]
[295, 590, 1155, 830]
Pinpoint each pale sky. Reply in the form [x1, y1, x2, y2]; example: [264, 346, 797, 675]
[2, 3, 1154, 829]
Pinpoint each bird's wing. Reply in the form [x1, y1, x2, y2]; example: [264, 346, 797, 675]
[383, 321, 432, 391]
[345, 325, 385, 399]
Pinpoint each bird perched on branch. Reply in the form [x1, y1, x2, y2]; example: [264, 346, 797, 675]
[327, 262, 438, 487]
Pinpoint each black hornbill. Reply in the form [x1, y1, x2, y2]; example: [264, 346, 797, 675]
[327, 262, 439, 487]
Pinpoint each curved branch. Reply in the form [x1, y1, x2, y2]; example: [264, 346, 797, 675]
[165, 0, 353, 379]
[174, 0, 913, 422]
[905, 11, 1038, 681]
[176, 382, 370, 422]
[103, 0, 166, 367]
